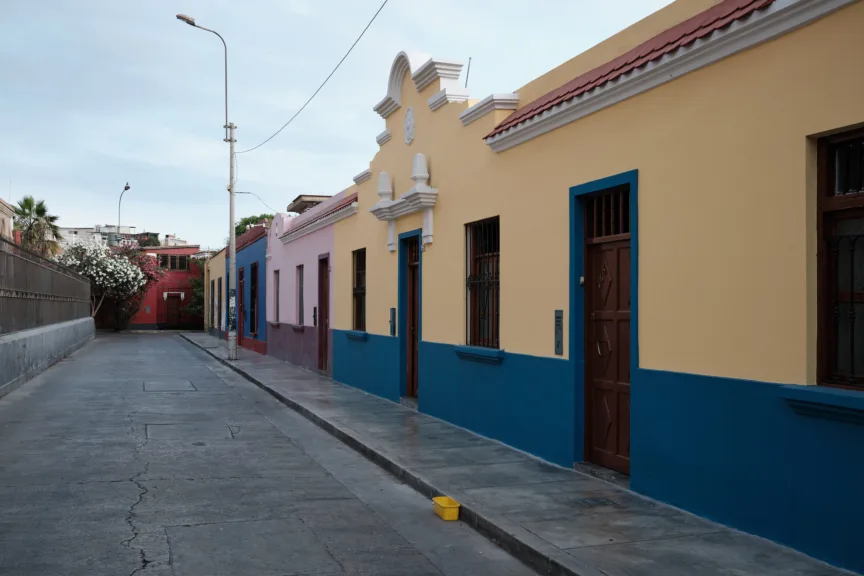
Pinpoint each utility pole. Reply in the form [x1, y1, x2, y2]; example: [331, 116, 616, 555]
[175, 13, 237, 360]
[226, 122, 238, 360]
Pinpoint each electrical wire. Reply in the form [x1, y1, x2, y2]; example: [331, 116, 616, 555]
[236, 0, 388, 155]
[235, 191, 278, 214]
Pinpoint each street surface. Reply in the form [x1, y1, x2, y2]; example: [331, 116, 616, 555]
[0, 334, 536, 576]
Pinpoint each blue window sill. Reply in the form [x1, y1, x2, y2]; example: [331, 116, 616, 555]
[345, 330, 368, 342]
[453, 345, 505, 365]
[780, 385, 864, 425]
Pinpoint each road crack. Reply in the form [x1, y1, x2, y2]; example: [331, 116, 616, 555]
[123, 412, 152, 576]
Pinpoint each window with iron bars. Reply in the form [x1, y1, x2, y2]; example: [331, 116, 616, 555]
[819, 129, 864, 389]
[465, 217, 500, 348]
[353, 249, 366, 331]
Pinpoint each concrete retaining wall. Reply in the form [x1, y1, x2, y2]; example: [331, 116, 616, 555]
[0, 317, 95, 398]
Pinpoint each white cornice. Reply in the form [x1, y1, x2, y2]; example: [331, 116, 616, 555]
[279, 202, 358, 244]
[376, 130, 391, 146]
[353, 169, 372, 185]
[412, 58, 464, 92]
[428, 89, 470, 112]
[486, 0, 855, 152]
[460, 93, 519, 126]
[373, 96, 400, 119]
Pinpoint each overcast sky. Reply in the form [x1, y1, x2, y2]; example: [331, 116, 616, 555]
[0, 0, 672, 249]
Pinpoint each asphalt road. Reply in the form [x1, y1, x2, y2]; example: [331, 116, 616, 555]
[0, 334, 536, 576]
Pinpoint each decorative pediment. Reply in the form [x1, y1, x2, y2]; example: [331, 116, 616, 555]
[374, 52, 468, 118]
[370, 153, 438, 250]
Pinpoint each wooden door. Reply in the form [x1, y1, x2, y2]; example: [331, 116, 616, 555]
[238, 269, 245, 347]
[586, 239, 631, 474]
[318, 258, 330, 371]
[406, 239, 420, 397]
[166, 295, 181, 328]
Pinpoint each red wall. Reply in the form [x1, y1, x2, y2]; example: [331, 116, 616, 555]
[130, 246, 202, 330]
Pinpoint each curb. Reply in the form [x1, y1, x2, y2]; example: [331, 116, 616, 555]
[180, 334, 600, 576]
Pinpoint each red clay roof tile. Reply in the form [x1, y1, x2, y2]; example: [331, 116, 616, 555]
[487, 0, 775, 139]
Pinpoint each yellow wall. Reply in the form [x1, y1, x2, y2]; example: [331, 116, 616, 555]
[205, 248, 226, 330]
[334, 1, 864, 385]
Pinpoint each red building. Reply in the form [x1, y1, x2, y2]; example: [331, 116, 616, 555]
[130, 245, 203, 330]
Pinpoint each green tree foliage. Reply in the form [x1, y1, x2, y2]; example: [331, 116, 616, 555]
[184, 258, 207, 318]
[234, 213, 273, 238]
[137, 235, 161, 247]
[13, 196, 62, 256]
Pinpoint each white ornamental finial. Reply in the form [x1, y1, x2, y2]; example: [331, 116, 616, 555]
[377, 171, 393, 201]
[411, 153, 429, 186]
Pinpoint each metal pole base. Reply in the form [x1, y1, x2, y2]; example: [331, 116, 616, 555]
[227, 332, 237, 360]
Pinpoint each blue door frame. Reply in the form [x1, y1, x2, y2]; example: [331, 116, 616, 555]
[398, 229, 422, 398]
[569, 169, 639, 463]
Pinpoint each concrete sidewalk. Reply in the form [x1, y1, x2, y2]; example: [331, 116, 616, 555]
[181, 333, 854, 576]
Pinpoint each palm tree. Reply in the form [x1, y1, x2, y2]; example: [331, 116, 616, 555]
[13, 196, 62, 256]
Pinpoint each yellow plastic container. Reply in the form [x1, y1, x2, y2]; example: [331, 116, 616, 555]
[432, 496, 460, 521]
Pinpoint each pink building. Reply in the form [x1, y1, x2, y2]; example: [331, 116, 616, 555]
[266, 191, 357, 375]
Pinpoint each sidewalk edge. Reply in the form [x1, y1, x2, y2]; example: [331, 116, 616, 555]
[180, 333, 601, 576]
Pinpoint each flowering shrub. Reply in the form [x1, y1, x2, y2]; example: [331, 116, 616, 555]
[111, 243, 166, 328]
[56, 240, 147, 317]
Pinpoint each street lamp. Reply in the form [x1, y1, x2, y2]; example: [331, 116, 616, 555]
[116, 182, 130, 246]
[176, 13, 238, 360]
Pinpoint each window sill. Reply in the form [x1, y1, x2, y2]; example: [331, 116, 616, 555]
[345, 330, 368, 341]
[780, 385, 864, 425]
[269, 322, 281, 329]
[454, 345, 505, 365]
[289, 324, 305, 333]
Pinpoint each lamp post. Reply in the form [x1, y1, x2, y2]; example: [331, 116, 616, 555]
[177, 13, 238, 360]
[117, 182, 130, 245]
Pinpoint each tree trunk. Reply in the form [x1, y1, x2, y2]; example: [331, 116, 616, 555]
[91, 292, 107, 318]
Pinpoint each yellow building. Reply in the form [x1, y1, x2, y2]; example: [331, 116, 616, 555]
[204, 247, 226, 338]
[327, 0, 863, 572]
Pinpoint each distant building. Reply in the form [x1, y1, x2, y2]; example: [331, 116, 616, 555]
[57, 224, 144, 249]
[0, 199, 13, 241]
[130, 245, 203, 330]
[163, 234, 187, 246]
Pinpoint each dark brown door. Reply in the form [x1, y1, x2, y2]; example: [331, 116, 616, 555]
[406, 239, 420, 397]
[586, 239, 631, 474]
[238, 269, 245, 347]
[166, 295, 181, 328]
[318, 258, 330, 371]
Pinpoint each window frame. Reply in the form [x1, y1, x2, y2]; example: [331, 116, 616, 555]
[217, 278, 223, 331]
[250, 262, 259, 335]
[296, 264, 305, 325]
[273, 269, 280, 323]
[465, 216, 501, 349]
[817, 127, 864, 390]
[352, 248, 366, 331]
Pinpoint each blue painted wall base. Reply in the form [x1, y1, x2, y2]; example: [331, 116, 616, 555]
[420, 342, 576, 467]
[332, 330, 400, 402]
[632, 368, 864, 574]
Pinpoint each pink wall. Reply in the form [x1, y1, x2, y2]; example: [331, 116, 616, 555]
[266, 216, 334, 327]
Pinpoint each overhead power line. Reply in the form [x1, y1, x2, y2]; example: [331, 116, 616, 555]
[237, 0, 389, 155]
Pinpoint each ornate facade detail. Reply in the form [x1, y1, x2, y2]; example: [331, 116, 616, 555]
[370, 154, 438, 249]
[376, 129, 391, 146]
[429, 89, 470, 112]
[404, 107, 415, 145]
[353, 169, 372, 186]
[460, 93, 519, 126]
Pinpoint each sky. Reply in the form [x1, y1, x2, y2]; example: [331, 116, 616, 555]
[0, 0, 673, 249]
